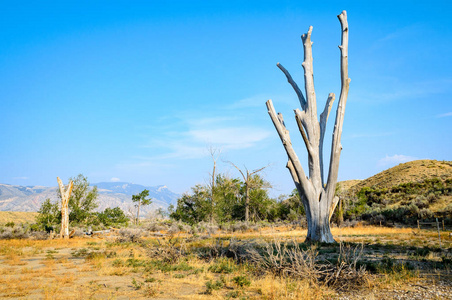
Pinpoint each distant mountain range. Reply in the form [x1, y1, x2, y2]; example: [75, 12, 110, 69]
[0, 182, 180, 216]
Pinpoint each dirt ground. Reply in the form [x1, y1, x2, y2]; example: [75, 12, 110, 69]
[0, 226, 451, 299]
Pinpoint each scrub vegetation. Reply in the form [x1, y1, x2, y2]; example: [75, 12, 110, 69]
[1, 160, 451, 299]
[0, 224, 451, 299]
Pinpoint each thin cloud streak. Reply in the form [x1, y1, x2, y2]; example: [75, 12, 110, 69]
[351, 79, 452, 104]
[377, 154, 419, 168]
[119, 108, 273, 173]
[436, 112, 452, 118]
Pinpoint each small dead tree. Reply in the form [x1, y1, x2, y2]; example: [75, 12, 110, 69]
[208, 147, 221, 223]
[266, 11, 350, 243]
[228, 162, 269, 222]
[57, 177, 73, 239]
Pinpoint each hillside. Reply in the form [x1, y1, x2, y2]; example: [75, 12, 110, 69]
[348, 160, 452, 192]
[337, 160, 452, 224]
[0, 182, 180, 215]
[0, 211, 38, 224]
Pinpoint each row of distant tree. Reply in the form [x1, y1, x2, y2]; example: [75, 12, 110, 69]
[35, 173, 306, 231]
[169, 174, 304, 225]
[36, 174, 151, 230]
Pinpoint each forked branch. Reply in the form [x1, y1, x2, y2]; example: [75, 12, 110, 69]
[266, 99, 313, 196]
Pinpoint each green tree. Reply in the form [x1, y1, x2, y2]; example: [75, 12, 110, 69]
[214, 175, 242, 222]
[171, 174, 277, 224]
[228, 163, 269, 222]
[170, 185, 211, 224]
[132, 189, 152, 224]
[276, 189, 306, 222]
[97, 207, 129, 227]
[36, 198, 60, 230]
[59, 174, 99, 225]
[243, 174, 274, 222]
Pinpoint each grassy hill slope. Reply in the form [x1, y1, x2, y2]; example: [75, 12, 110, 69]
[0, 211, 38, 225]
[337, 160, 452, 224]
[351, 160, 452, 191]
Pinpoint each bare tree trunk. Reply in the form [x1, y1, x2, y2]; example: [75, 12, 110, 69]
[228, 162, 268, 223]
[245, 181, 250, 222]
[211, 154, 216, 223]
[337, 197, 343, 226]
[136, 202, 141, 225]
[266, 11, 349, 243]
[208, 147, 220, 224]
[57, 177, 73, 239]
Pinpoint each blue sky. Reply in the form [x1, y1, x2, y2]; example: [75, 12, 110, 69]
[1, 1, 451, 196]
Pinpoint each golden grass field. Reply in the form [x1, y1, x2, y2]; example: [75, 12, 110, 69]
[0, 225, 451, 299]
[0, 211, 38, 224]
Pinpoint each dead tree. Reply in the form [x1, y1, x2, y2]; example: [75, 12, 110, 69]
[266, 11, 350, 243]
[228, 162, 269, 222]
[57, 177, 73, 239]
[208, 147, 221, 223]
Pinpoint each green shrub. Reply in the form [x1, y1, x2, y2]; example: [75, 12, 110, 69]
[232, 275, 251, 287]
[5, 222, 15, 228]
[205, 279, 224, 294]
[208, 258, 237, 274]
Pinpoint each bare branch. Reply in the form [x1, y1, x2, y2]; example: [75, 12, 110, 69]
[277, 62, 306, 108]
[57, 177, 65, 199]
[319, 93, 335, 184]
[277, 112, 286, 128]
[286, 159, 300, 186]
[329, 196, 340, 222]
[266, 99, 313, 196]
[208, 146, 220, 223]
[294, 109, 313, 155]
[250, 165, 269, 176]
[228, 161, 246, 181]
[301, 26, 317, 119]
[320, 93, 335, 136]
[326, 11, 350, 202]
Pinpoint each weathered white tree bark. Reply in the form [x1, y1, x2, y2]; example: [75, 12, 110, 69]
[266, 11, 350, 243]
[57, 177, 73, 239]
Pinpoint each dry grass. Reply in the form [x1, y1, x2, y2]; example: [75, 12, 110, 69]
[0, 211, 38, 224]
[348, 159, 452, 192]
[0, 225, 450, 299]
[253, 275, 331, 299]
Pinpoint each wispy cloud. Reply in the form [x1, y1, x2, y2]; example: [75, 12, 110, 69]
[436, 112, 452, 118]
[110, 177, 121, 182]
[13, 176, 28, 180]
[351, 79, 452, 104]
[118, 106, 273, 172]
[143, 126, 271, 160]
[187, 127, 271, 149]
[377, 154, 418, 168]
[227, 95, 269, 109]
